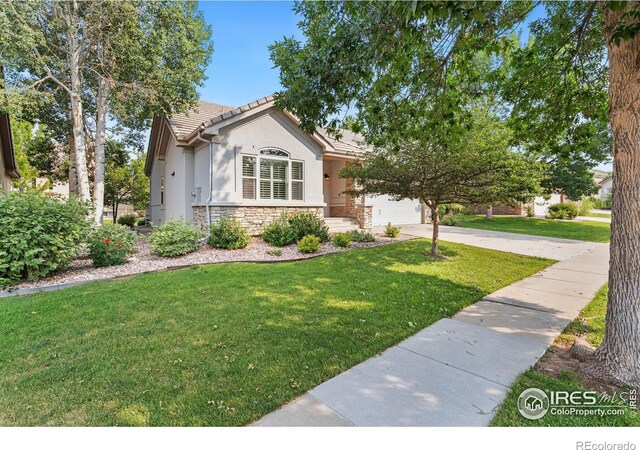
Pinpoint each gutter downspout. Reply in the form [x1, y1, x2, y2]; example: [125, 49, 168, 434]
[194, 131, 214, 234]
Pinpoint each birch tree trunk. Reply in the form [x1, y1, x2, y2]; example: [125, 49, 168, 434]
[68, 134, 78, 195]
[486, 205, 493, 220]
[594, 7, 640, 385]
[93, 75, 109, 224]
[66, 3, 91, 206]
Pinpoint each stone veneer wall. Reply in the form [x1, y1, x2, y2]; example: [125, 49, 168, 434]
[328, 204, 372, 231]
[193, 205, 324, 235]
[327, 174, 373, 231]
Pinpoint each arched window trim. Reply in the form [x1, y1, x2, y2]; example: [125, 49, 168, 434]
[259, 147, 290, 158]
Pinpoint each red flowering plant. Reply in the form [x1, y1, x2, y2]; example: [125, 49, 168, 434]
[88, 223, 137, 268]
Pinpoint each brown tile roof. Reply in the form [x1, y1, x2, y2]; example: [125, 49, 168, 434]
[168, 100, 237, 139]
[318, 128, 371, 154]
[167, 96, 372, 156]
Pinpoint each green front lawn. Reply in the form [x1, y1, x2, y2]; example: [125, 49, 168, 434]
[0, 239, 551, 426]
[454, 215, 611, 243]
[492, 286, 640, 426]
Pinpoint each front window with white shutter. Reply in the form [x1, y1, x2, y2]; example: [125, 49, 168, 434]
[242, 148, 304, 202]
[242, 156, 256, 199]
[291, 161, 303, 201]
[260, 159, 288, 200]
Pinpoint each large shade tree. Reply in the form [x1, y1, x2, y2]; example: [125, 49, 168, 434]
[271, 1, 640, 385]
[0, 0, 213, 222]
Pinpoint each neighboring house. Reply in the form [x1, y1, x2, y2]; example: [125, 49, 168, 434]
[103, 204, 136, 220]
[598, 175, 613, 201]
[532, 193, 564, 217]
[144, 96, 424, 233]
[0, 113, 20, 190]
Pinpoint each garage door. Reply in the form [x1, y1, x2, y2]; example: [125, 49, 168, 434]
[533, 194, 562, 217]
[368, 195, 422, 226]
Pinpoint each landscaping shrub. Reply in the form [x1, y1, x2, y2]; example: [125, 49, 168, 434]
[288, 212, 330, 242]
[266, 248, 282, 256]
[117, 214, 137, 228]
[348, 229, 375, 243]
[262, 216, 297, 247]
[438, 203, 464, 217]
[88, 223, 137, 268]
[147, 219, 203, 257]
[603, 193, 612, 210]
[297, 234, 321, 253]
[525, 205, 535, 217]
[440, 214, 458, 226]
[262, 212, 329, 246]
[384, 223, 400, 238]
[207, 216, 250, 250]
[547, 203, 579, 220]
[0, 191, 89, 285]
[332, 232, 352, 248]
[136, 218, 149, 226]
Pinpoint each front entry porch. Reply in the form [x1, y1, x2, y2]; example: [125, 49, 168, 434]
[323, 156, 372, 231]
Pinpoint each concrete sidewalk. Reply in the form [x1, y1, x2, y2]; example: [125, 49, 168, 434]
[253, 229, 609, 426]
[577, 216, 611, 223]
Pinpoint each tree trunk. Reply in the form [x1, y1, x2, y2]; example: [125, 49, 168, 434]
[93, 75, 109, 225]
[486, 205, 493, 220]
[430, 204, 439, 256]
[66, 6, 91, 206]
[594, 7, 640, 385]
[68, 134, 78, 196]
[114, 200, 119, 222]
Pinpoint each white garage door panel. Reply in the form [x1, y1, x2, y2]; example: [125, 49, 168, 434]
[368, 195, 422, 226]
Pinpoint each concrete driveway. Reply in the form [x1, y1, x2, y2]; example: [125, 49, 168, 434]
[377, 223, 607, 260]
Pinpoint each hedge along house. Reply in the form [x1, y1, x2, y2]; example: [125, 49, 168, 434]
[144, 96, 424, 234]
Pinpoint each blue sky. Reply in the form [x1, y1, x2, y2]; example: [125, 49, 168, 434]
[197, 1, 299, 106]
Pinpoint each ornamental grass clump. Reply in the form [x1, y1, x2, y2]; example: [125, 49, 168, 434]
[147, 219, 203, 257]
[88, 223, 137, 267]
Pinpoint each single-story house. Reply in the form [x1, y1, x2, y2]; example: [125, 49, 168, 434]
[0, 113, 20, 190]
[597, 175, 613, 201]
[144, 96, 424, 233]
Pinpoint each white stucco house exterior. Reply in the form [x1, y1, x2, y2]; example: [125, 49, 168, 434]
[598, 175, 613, 201]
[144, 96, 424, 233]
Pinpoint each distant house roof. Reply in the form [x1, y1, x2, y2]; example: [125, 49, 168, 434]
[0, 113, 20, 179]
[145, 95, 371, 176]
[598, 175, 613, 185]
